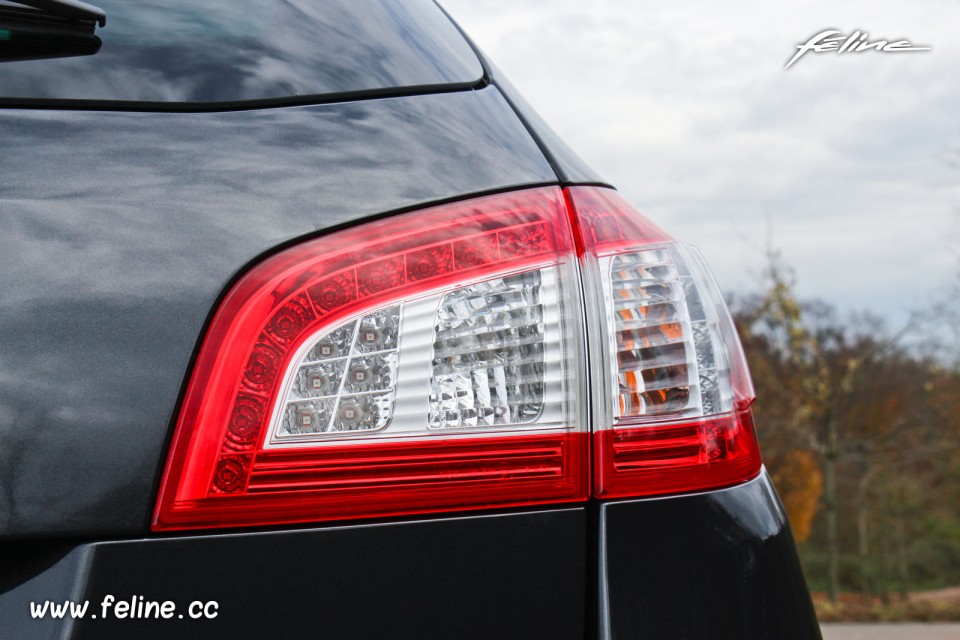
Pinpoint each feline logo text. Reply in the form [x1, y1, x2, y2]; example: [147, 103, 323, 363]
[786, 30, 931, 69]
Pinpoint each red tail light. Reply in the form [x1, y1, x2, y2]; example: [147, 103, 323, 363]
[153, 186, 760, 531]
[564, 187, 761, 499]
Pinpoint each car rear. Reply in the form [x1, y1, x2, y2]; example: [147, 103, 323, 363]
[0, 0, 820, 638]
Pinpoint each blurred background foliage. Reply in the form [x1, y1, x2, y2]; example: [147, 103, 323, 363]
[731, 251, 960, 619]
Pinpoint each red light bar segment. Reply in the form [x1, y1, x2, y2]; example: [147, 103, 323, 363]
[168, 433, 588, 530]
[594, 410, 762, 499]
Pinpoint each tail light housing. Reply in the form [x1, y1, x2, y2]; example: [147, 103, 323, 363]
[154, 186, 760, 531]
[565, 188, 760, 499]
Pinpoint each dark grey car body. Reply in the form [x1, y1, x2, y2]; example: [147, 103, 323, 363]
[0, 1, 819, 637]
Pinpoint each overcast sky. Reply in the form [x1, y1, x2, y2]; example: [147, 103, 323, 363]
[442, 0, 960, 325]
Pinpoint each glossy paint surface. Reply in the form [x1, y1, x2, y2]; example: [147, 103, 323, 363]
[0, 87, 556, 538]
[0, 477, 821, 639]
[1, 509, 587, 639]
[599, 471, 821, 639]
[0, 0, 483, 105]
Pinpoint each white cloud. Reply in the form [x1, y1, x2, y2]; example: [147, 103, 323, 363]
[442, 0, 960, 323]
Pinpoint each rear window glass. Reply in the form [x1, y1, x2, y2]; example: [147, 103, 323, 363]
[0, 0, 482, 105]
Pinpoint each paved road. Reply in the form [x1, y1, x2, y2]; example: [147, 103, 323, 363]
[821, 623, 960, 639]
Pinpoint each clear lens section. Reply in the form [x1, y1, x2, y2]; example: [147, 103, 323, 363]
[603, 244, 734, 423]
[275, 306, 400, 439]
[429, 271, 546, 429]
[267, 265, 578, 446]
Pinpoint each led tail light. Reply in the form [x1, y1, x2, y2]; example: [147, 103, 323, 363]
[154, 188, 587, 531]
[565, 187, 761, 499]
[154, 185, 761, 532]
